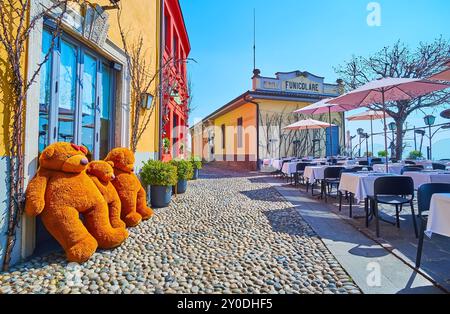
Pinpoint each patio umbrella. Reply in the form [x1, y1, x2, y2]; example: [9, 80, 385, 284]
[346, 110, 391, 155]
[294, 99, 357, 157]
[328, 77, 450, 172]
[430, 61, 450, 81]
[283, 119, 336, 156]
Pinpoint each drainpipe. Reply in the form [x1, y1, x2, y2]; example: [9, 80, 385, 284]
[244, 95, 260, 171]
[158, 0, 165, 160]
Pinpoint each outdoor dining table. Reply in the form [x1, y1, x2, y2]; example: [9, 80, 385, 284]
[281, 161, 301, 176]
[263, 159, 272, 167]
[271, 159, 283, 171]
[373, 163, 404, 175]
[304, 165, 349, 184]
[403, 171, 450, 190]
[338, 172, 397, 203]
[426, 193, 450, 238]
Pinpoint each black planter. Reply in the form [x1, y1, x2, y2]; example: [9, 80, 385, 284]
[192, 168, 199, 180]
[150, 185, 172, 208]
[173, 179, 188, 194]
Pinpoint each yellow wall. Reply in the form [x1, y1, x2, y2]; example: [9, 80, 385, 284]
[104, 0, 161, 154]
[0, 0, 161, 156]
[213, 103, 257, 158]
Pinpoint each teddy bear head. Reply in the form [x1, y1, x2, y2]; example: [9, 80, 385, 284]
[104, 148, 136, 173]
[86, 160, 116, 183]
[40, 142, 89, 173]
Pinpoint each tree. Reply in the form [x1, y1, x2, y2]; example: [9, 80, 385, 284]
[335, 38, 450, 159]
[0, 0, 76, 271]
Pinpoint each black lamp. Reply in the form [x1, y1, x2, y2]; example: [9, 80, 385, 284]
[424, 115, 436, 160]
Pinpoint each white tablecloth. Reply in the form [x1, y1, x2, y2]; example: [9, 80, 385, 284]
[403, 171, 450, 189]
[263, 159, 272, 166]
[282, 162, 299, 175]
[272, 159, 283, 170]
[338, 173, 396, 203]
[426, 193, 450, 238]
[373, 163, 404, 175]
[304, 165, 346, 183]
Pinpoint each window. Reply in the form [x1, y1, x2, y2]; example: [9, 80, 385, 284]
[39, 28, 115, 159]
[173, 34, 178, 62]
[237, 117, 243, 148]
[221, 124, 226, 150]
[164, 14, 170, 51]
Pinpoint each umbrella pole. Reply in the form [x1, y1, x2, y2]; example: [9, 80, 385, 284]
[382, 90, 389, 173]
[328, 106, 333, 159]
[370, 116, 374, 156]
[306, 127, 309, 158]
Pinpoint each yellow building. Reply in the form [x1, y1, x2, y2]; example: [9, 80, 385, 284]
[0, 0, 165, 265]
[190, 70, 345, 170]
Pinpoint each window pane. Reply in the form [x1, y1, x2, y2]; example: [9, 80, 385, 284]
[58, 40, 77, 144]
[39, 30, 53, 152]
[100, 63, 112, 159]
[82, 54, 97, 156]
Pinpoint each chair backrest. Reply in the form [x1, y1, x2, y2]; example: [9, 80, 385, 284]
[327, 158, 337, 165]
[352, 166, 373, 171]
[324, 167, 345, 179]
[404, 160, 416, 165]
[374, 176, 414, 197]
[358, 160, 369, 166]
[417, 183, 450, 214]
[401, 166, 424, 175]
[389, 158, 398, 163]
[432, 163, 446, 170]
[371, 158, 382, 162]
[296, 162, 308, 171]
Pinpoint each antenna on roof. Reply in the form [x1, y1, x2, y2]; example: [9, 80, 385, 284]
[253, 8, 256, 71]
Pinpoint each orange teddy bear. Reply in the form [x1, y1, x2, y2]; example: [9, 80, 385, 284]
[105, 148, 153, 227]
[25, 142, 128, 263]
[86, 161, 126, 229]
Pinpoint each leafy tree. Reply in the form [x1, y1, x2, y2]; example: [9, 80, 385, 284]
[335, 38, 450, 159]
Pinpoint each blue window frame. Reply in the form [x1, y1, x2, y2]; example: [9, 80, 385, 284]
[39, 27, 116, 159]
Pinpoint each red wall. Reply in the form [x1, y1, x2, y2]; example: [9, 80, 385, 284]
[161, 0, 191, 160]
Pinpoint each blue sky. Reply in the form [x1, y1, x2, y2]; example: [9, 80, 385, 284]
[180, 0, 450, 158]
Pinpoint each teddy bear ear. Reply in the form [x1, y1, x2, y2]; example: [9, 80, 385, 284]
[42, 147, 55, 160]
[107, 161, 114, 168]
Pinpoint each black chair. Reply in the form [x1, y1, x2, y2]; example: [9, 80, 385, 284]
[371, 158, 382, 163]
[352, 166, 373, 172]
[358, 160, 369, 166]
[292, 162, 309, 186]
[322, 167, 345, 202]
[404, 160, 416, 165]
[432, 163, 446, 170]
[416, 183, 450, 268]
[390, 158, 398, 163]
[368, 177, 418, 238]
[338, 168, 358, 217]
[400, 165, 424, 175]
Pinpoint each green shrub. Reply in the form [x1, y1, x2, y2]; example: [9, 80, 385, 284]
[377, 150, 388, 157]
[190, 156, 203, 170]
[170, 159, 194, 180]
[163, 138, 170, 153]
[141, 160, 177, 186]
[408, 150, 423, 160]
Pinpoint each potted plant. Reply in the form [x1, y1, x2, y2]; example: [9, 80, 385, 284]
[408, 150, 423, 160]
[190, 156, 203, 180]
[163, 138, 170, 154]
[141, 160, 177, 208]
[170, 159, 193, 194]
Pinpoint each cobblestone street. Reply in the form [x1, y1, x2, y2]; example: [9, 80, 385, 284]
[0, 166, 360, 294]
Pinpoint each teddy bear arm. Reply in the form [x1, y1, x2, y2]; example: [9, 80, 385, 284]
[109, 196, 126, 229]
[25, 171, 49, 216]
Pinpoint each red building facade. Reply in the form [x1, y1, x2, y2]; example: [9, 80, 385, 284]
[160, 0, 191, 161]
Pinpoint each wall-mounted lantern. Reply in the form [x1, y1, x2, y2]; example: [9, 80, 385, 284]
[141, 93, 154, 110]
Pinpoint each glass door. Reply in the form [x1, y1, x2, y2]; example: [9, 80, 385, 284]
[81, 53, 98, 159]
[57, 39, 78, 144]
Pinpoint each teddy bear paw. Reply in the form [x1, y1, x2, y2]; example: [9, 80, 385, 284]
[66, 236, 98, 263]
[122, 212, 142, 227]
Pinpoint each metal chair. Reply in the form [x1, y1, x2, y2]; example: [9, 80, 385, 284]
[432, 163, 446, 170]
[358, 160, 369, 166]
[400, 165, 424, 175]
[322, 167, 345, 202]
[404, 160, 416, 165]
[416, 183, 450, 268]
[338, 168, 358, 217]
[368, 176, 418, 238]
[292, 162, 309, 186]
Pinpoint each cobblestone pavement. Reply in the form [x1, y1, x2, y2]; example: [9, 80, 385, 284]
[0, 166, 361, 294]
